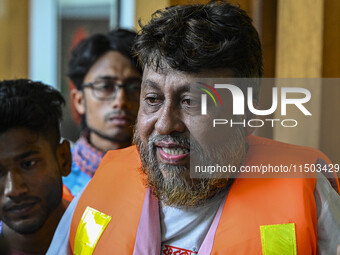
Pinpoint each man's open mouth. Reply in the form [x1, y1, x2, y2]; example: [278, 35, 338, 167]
[160, 147, 190, 155]
[155, 142, 190, 163]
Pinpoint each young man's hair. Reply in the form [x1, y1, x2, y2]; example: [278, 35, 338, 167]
[134, 0, 263, 99]
[0, 79, 65, 148]
[68, 28, 142, 90]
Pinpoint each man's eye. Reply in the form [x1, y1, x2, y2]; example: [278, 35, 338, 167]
[145, 96, 162, 106]
[21, 160, 38, 170]
[0, 168, 5, 178]
[126, 83, 141, 92]
[96, 83, 115, 92]
[182, 98, 199, 107]
[183, 99, 191, 105]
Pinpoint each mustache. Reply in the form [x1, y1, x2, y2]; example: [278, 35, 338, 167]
[133, 126, 243, 207]
[2, 196, 40, 211]
[148, 133, 190, 148]
[104, 109, 136, 121]
[133, 128, 203, 156]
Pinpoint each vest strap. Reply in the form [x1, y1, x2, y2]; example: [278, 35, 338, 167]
[74, 206, 112, 255]
[260, 223, 297, 255]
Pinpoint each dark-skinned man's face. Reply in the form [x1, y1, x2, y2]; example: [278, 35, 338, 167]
[0, 127, 70, 234]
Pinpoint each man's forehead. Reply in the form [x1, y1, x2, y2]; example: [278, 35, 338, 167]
[0, 128, 48, 158]
[84, 51, 141, 82]
[143, 67, 189, 82]
[142, 66, 235, 90]
[142, 69, 193, 94]
[143, 65, 234, 78]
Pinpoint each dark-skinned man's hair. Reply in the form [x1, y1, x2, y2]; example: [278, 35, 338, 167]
[0, 79, 65, 149]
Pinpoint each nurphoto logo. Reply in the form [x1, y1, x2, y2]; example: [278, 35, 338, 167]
[199, 83, 312, 128]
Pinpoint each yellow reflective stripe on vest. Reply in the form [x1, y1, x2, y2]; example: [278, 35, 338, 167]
[260, 223, 297, 255]
[74, 206, 112, 255]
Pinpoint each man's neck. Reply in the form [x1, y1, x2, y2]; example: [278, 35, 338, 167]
[89, 132, 130, 152]
[3, 202, 65, 254]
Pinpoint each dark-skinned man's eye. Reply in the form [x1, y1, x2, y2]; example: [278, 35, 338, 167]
[21, 160, 38, 170]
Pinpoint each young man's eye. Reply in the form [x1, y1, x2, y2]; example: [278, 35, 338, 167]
[97, 83, 115, 92]
[0, 168, 5, 178]
[21, 160, 38, 170]
[126, 83, 141, 92]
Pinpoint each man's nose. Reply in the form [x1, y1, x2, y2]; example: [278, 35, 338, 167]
[155, 104, 186, 135]
[4, 170, 28, 198]
[111, 87, 129, 109]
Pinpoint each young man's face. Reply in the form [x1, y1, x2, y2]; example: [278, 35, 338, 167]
[73, 51, 141, 148]
[0, 127, 70, 234]
[135, 66, 247, 206]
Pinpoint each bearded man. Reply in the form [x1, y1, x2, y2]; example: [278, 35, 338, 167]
[48, 1, 340, 254]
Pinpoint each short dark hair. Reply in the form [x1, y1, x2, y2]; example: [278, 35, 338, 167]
[134, 0, 263, 78]
[0, 79, 65, 148]
[68, 28, 142, 90]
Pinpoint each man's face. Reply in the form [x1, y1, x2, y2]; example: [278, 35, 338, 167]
[135, 66, 247, 207]
[75, 51, 141, 145]
[0, 128, 70, 234]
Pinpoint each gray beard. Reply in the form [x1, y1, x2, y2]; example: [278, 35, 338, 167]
[133, 126, 246, 207]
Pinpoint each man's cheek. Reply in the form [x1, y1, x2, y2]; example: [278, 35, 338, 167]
[137, 118, 150, 144]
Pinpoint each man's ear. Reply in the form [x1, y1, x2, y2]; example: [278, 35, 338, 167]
[71, 88, 86, 115]
[57, 140, 72, 177]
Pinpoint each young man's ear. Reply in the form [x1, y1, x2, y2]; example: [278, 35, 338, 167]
[57, 140, 72, 177]
[71, 88, 85, 115]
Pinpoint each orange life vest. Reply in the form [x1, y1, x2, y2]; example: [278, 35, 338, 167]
[70, 135, 339, 254]
[63, 184, 74, 202]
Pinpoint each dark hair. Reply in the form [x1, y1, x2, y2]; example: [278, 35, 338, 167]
[68, 28, 142, 89]
[0, 79, 65, 148]
[134, 0, 263, 79]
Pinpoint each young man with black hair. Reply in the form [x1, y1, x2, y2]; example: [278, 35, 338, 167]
[64, 28, 143, 195]
[0, 79, 71, 254]
[52, 1, 340, 254]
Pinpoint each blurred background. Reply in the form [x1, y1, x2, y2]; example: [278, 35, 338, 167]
[0, 0, 340, 164]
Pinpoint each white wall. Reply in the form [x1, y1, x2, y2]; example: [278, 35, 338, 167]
[29, 0, 58, 88]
